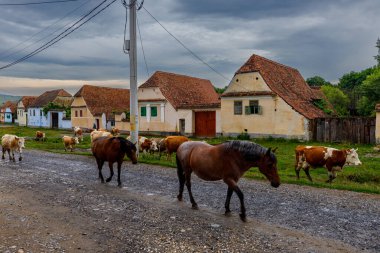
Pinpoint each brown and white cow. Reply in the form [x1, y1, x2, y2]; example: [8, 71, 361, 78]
[295, 145, 362, 183]
[1, 134, 25, 162]
[35, 131, 46, 141]
[74, 126, 83, 142]
[126, 136, 158, 154]
[164, 135, 189, 160]
[62, 136, 79, 152]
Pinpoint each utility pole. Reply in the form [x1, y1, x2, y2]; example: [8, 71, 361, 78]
[129, 0, 139, 148]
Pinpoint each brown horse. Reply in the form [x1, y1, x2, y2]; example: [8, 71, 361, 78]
[176, 140, 280, 222]
[91, 136, 138, 187]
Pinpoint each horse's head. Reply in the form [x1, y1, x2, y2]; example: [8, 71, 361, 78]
[126, 141, 138, 164]
[257, 148, 280, 188]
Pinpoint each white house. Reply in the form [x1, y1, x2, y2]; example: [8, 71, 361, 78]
[28, 89, 73, 129]
[17, 96, 37, 126]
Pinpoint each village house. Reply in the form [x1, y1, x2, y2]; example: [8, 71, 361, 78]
[71, 85, 130, 130]
[0, 101, 17, 123]
[16, 96, 37, 126]
[220, 54, 330, 140]
[28, 89, 73, 129]
[137, 71, 221, 137]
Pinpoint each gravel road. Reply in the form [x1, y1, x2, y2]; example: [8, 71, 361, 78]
[0, 149, 379, 253]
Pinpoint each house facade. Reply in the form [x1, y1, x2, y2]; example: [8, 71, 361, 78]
[17, 96, 37, 126]
[137, 71, 221, 137]
[71, 85, 130, 130]
[221, 54, 329, 140]
[0, 101, 17, 123]
[28, 89, 73, 129]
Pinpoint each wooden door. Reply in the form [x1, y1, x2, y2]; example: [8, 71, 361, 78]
[52, 112, 59, 128]
[195, 111, 216, 137]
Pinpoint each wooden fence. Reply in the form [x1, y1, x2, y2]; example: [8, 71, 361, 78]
[309, 117, 376, 144]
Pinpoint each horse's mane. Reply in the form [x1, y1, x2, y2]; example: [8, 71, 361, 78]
[223, 140, 275, 161]
[110, 137, 136, 152]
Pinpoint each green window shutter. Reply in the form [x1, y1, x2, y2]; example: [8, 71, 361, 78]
[245, 106, 251, 115]
[151, 106, 157, 117]
[141, 106, 146, 116]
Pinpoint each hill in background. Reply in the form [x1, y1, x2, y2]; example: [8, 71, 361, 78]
[0, 94, 21, 105]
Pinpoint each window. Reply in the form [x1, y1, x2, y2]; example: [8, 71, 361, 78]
[75, 111, 78, 117]
[245, 100, 262, 115]
[234, 101, 242, 115]
[151, 106, 157, 117]
[80, 110, 83, 117]
[141, 106, 146, 117]
[40, 110, 43, 116]
[111, 120, 115, 126]
[6, 114, 10, 119]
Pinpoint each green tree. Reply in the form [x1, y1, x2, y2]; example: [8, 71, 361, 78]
[357, 67, 380, 116]
[214, 86, 228, 94]
[338, 67, 376, 90]
[306, 76, 330, 86]
[321, 85, 350, 116]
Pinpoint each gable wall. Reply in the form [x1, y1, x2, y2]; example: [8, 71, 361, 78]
[71, 97, 95, 129]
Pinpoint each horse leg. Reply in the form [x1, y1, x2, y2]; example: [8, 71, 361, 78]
[97, 159, 105, 183]
[224, 178, 246, 222]
[106, 162, 114, 183]
[185, 173, 198, 209]
[116, 161, 122, 187]
[176, 155, 185, 201]
[224, 187, 233, 216]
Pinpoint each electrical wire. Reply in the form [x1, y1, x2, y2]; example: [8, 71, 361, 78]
[0, 0, 117, 70]
[0, 0, 92, 59]
[140, 4, 230, 82]
[0, 0, 82, 6]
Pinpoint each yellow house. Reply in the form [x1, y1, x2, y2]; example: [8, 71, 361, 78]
[376, 104, 380, 144]
[16, 96, 36, 126]
[137, 71, 221, 137]
[71, 85, 130, 130]
[221, 54, 329, 140]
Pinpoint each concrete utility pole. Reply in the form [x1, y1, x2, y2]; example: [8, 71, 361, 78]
[129, 0, 139, 149]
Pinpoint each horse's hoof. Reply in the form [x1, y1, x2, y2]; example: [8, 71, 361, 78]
[225, 211, 232, 217]
[106, 178, 112, 182]
[239, 214, 247, 222]
[19, 157, 22, 161]
[177, 195, 183, 201]
[118, 183, 122, 188]
[191, 204, 199, 210]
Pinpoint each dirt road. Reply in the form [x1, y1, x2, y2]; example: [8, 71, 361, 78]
[0, 150, 379, 252]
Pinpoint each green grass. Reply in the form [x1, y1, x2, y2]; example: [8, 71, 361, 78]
[1, 125, 380, 194]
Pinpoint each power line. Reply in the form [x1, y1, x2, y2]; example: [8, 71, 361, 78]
[0, 0, 92, 59]
[0, 0, 117, 70]
[140, 4, 230, 82]
[0, 0, 82, 6]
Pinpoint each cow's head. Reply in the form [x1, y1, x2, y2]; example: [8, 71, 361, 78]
[345, 148, 362, 166]
[73, 137, 79, 144]
[150, 140, 158, 151]
[16, 137, 25, 150]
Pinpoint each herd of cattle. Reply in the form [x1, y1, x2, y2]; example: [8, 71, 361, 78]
[1, 126, 362, 183]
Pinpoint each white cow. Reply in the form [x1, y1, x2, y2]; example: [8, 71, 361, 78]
[73, 126, 83, 142]
[90, 130, 113, 143]
[1, 134, 25, 162]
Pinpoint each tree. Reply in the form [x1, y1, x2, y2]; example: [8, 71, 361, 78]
[357, 67, 380, 116]
[320, 85, 350, 116]
[306, 76, 330, 86]
[338, 67, 376, 90]
[214, 86, 228, 94]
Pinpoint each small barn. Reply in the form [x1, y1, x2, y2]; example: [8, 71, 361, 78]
[137, 71, 221, 137]
[0, 101, 17, 123]
[221, 54, 330, 140]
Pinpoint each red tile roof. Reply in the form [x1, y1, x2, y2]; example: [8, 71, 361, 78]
[224, 54, 329, 119]
[74, 85, 130, 119]
[139, 71, 220, 109]
[30, 89, 72, 108]
[18, 96, 37, 110]
[1, 101, 17, 113]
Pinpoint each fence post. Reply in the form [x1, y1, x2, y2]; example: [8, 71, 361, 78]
[376, 104, 380, 144]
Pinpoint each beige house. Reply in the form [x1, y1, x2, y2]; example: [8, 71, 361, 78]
[17, 96, 37, 126]
[137, 71, 221, 137]
[221, 54, 329, 140]
[376, 104, 380, 144]
[71, 85, 130, 130]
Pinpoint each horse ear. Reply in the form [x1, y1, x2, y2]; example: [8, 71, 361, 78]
[133, 142, 137, 146]
[266, 148, 272, 156]
[272, 147, 278, 153]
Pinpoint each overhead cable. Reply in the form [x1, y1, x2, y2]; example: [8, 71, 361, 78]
[0, 0, 82, 6]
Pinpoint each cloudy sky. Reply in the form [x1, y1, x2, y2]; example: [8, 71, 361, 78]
[0, 0, 379, 96]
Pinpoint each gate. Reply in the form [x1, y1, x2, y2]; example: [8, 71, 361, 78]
[195, 111, 216, 137]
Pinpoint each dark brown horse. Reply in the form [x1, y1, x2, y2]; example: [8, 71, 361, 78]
[91, 136, 138, 187]
[176, 140, 280, 222]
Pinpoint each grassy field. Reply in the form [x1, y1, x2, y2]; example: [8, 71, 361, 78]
[1, 125, 379, 194]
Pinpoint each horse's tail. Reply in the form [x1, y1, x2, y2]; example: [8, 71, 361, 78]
[176, 153, 185, 201]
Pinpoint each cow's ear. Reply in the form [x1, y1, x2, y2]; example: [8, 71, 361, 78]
[15, 137, 19, 141]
